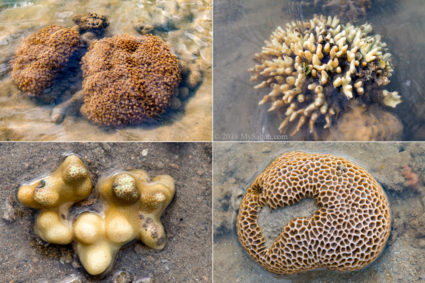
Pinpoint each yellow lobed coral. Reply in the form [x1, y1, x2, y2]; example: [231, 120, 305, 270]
[237, 152, 391, 275]
[249, 15, 400, 138]
[11, 25, 82, 96]
[73, 170, 175, 275]
[18, 156, 175, 276]
[81, 34, 181, 126]
[17, 155, 92, 244]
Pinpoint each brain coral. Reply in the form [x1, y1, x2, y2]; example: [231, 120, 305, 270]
[249, 15, 400, 139]
[237, 152, 391, 275]
[81, 34, 181, 126]
[11, 25, 82, 96]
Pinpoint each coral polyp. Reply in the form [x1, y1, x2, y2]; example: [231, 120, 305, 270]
[249, 15, 400, 139]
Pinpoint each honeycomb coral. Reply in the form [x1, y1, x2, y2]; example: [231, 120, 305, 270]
[81, 34, 181, 126]
[17, 155, 92, 244]
[249, 15, 400, 139]
[11, 25, 82, 96]
[73, 170, 175, 275]
[237, 152, 391, 275]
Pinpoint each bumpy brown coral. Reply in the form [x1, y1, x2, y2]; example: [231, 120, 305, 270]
[17, 155, 92, 244]
[326, 105, 403, 141]
[237, 152, 391, 275]
[250, 15, 400, 139]
[81, 34, 181, 126]
[72, 12, 109, 35]
[73, 170, 175, 275]
[11, 25, 82, 96]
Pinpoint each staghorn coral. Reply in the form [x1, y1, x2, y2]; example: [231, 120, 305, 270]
[81, 34, 181, 126]
[73, 170, 175, 275]
[237, 152, 391, 275]
[10, 25, 82, 96]
[249, 15, 400, 139]
[17, 155, 92, 244]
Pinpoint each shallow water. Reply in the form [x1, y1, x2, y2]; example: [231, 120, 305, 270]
[213, 142, 425, 282]
[0, 0, 212, 141]
[213, 0, 425, 141]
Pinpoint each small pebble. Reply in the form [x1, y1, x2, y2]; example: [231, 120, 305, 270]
[112, 270, 133, 283]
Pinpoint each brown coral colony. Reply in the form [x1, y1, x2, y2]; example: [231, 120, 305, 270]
[237, 152, 391, 275]
[81, 34, 180, 126]
[10, 13, 181, 126]
[11, 25, 81, 96]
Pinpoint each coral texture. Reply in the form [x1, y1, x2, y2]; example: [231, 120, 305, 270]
[326, 105, 403, 141]
[249, 15, 400, 138]
[72, 12, 109, 35]
[73, 170, 175, 275]
[81, 34, 181, 126]
[17, 155, 92, 244]
[237, 152, 391, 275]
[11, 25, 81, 96]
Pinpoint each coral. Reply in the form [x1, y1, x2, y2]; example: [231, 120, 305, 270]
[299, 0, 371, 21]
[72, 12, 109, 35]
[326, 105, 403, 141]
[81, 34, 181, 126]
[249, 15, 399, 139]
[18, 156, 175, 275]
[401, 166, 419, 189]
[10, 25, 82, 96]
[237, 152, 391, 275]
[17, 155, 92, 244]
[73, 170, 175, 275]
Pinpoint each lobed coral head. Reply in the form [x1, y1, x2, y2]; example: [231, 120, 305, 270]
[11, 25, 82, 96]
[81, 34, 181, 126]
[249, 15, 399, 139]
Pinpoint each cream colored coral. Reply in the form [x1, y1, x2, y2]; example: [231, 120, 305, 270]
[237, 152, 391, 275]
[73, 170, 175, 275]
[17, 155, 92, 244]
[249, 15, 398, 138]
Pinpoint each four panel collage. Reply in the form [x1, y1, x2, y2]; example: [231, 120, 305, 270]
[0, 0, 424, 282]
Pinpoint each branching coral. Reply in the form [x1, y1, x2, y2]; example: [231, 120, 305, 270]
[73, 170, 175, 275]
[237, 152, 391, 275]
[10, 26, 82, 96]
[81, 34, 181, 126]
[17, 155, 92, 244]
[249, 15, 400, 139]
